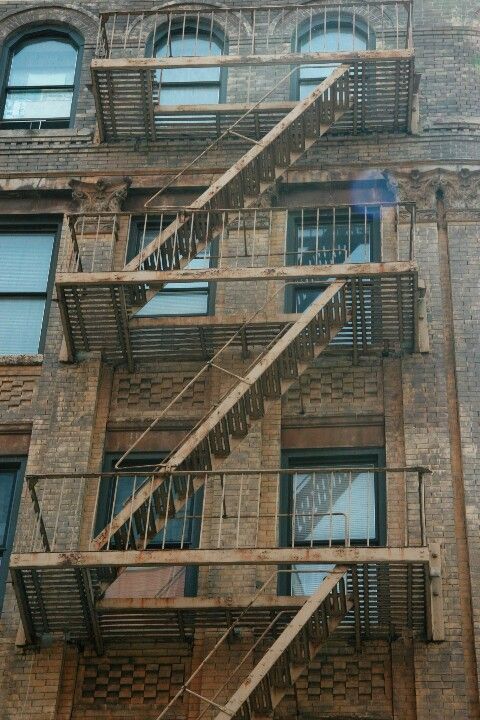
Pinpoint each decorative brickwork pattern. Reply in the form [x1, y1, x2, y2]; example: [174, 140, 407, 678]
[0, 376, 36, 408]
[283, 358, 383, 416]
[113, 373, 207, 411]
[75, 649, 189, 711]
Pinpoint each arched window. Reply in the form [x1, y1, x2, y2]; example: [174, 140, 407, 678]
[1, 28, 81, 129]
[154, 25, 225, 107]
[294, 15, 372, 99]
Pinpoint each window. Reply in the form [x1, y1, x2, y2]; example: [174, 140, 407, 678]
[0, 458, 25, 612]
[96, 454, 203, 597]
[153, 24, 225, 126]
[1, 28, 81, 129]
[294, 15, 371, 99]
[279, 450, 385, 595]
[285, 207, 380, 313]
[127, 217, 215, 316]
[0, 219, 58, 355]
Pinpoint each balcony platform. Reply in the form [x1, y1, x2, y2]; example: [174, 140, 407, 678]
[91, 51, 414, 142]
[56, 263, 419, 366]
[10, 547, 435, 650]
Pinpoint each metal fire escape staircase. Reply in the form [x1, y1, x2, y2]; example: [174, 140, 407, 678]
[92, 279, 350, 551]
[155, 566, 351, 720]
[212, 568, 351, 720]
[123, 64, 350, 274]
[86, 65, 355, 555]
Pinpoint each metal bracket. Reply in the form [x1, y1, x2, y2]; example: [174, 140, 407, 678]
[426, 542, 444, 641]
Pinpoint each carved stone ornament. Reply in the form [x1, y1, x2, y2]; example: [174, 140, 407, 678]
[383, 168, 480, 210]
[69, 176, 132, 213]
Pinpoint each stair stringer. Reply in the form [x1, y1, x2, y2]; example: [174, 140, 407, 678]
[212, 566, 351, 720]
[91, 280, 351, 551]
[124, 65, 351, 277]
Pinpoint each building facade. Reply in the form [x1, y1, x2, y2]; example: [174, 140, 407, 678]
[0, 0, 479, 718]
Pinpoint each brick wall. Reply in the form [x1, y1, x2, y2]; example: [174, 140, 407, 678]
[0, 0, 479, 718]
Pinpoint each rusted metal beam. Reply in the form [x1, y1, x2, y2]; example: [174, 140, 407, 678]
[10, 546, 431, 570]
[92, 49, 414, 71]
[56, 261, 417, 287]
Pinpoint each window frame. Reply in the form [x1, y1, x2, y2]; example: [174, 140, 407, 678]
[149, 21, 228, 107]
[0, 456, 26, 613]
[278, 448, 386, 595]
[0, 24, 83, 130]
[0, 215, 61, 356]
[291, 13, 374, 101]
[97, 453, 202, 596]
[284, 207, 381, 313]
[127, 215, 217, 317]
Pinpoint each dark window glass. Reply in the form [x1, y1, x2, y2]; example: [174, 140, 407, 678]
[295, 18, 370, 99]
[2, 35, 79, 128]
[0, 227, 56, 354]
[279, 451, 385, 596]
[97, 455, 202, 597]
[128, 218, 213, 316]
[0, 459, 24, 611]
[286, 209, 379, 313]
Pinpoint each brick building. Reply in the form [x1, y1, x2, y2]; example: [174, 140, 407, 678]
[0, 0, 479, 718]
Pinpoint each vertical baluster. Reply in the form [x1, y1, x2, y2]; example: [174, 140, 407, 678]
[107, 474, 119, 550]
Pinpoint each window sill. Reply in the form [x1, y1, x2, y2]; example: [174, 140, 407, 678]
[0, 128, 93, 145]
[0, 354, 43, 366]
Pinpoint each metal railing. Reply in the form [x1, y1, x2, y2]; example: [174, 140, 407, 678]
[16, 466, 430, 554]
[61, 203, 416, 273]
[96, 2, 413, 60]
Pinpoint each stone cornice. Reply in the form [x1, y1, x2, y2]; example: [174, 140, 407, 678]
[69, 176, 132, 213]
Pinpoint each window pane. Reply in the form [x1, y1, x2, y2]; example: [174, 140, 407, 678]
[294, 286, 323, 313]
[4, 89, 73, 121]
[8, 39, 77, 86]
[0, 298, 46, 355]
[300, 27, 367, 54]
[136, 291, 209, 316]
[107, 473, 197, 547]
[159, 84, 220, 105]
[0, 233, 54, 292]
[156, 32, 222, 83]
[298, 25, 368, 92]
[290, 564, 334, 596]
[292, 470, 376, 544]
[295, 220, 371, 265]
[0, 469, 15, 548]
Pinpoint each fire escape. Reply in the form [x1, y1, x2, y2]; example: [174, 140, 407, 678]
[10, 3, 443, 718]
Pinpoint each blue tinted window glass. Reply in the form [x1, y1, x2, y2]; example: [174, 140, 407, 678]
[0, 298, 46, 355]
[0, 233, 54, 292]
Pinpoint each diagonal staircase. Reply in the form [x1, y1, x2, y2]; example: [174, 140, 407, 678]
[92, 280, 351, 551]
[124, 65, 350, 275]
[208, 567, 351, 720]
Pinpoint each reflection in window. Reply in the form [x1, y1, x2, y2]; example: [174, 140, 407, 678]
[97, 456, 202, 598]
[286, 208, 379, 313]
[128, 218, 213, 316]
[0, 228, 56, 354]
[296, 19, 369, 99]
[279, 454, 384, 597]
[2, 33, 79, 128]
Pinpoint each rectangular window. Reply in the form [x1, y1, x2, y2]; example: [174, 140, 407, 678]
[96, 454, 202, 598]
[127, 217, 214, 317]
[285, 208, 380, 313]
[0, 219, 58, 355]
[279, 449, 385, 596]
[0, 458, 25, 611]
